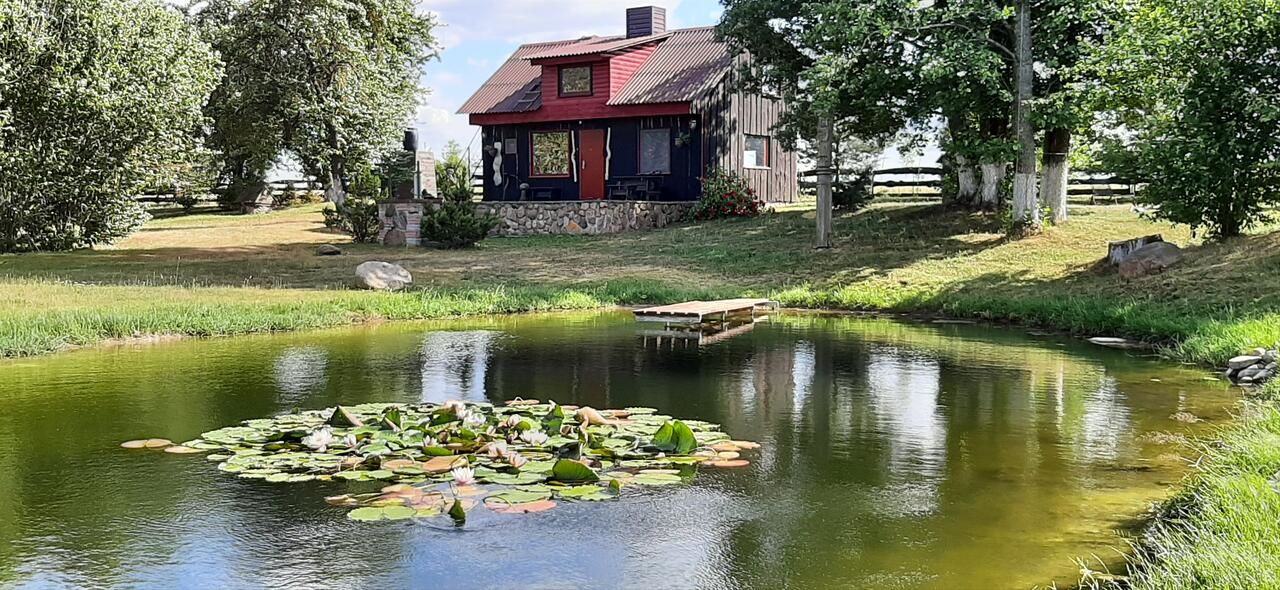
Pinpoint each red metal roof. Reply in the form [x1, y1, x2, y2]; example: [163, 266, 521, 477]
[458, 27, 730, 115]
[609, 27, 730, 105]
[456, 39, 583, 115]
[522, 32, 671, 61]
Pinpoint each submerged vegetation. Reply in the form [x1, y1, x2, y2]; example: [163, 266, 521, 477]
[1095, 386, 1280, 590]
[126, 401, 757, 523]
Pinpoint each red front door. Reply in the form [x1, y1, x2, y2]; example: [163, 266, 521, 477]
[579, 129, 606, 200]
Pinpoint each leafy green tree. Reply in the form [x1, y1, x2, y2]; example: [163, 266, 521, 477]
[1087, 0, 1280, 238]
[0, 0, 221, 252]
[435, 141, 471, 201]
[719, 0, 921, 246]
[196, 0, 439, 206]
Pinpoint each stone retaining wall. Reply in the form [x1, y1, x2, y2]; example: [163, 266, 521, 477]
[379, 200, 693, 245]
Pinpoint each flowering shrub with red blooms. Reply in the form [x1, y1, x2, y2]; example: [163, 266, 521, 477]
[691, 169, 765, 221]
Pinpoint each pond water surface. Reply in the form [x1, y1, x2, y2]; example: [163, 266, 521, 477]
[0, 312, 1239, 589]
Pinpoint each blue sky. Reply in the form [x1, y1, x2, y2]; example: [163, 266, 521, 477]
[413, 0, 938, 168]
[414, 0, 726, 156]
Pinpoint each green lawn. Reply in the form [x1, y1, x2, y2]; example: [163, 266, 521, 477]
[5, 200, 1280, 588]
[4, 201, 1279, 364]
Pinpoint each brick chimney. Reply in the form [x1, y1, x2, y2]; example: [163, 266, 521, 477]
[626, 6, 667, 38]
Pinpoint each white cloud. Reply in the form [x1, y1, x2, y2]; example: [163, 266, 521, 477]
[414, 102, 477, 154]
[421, 0, 685, 45]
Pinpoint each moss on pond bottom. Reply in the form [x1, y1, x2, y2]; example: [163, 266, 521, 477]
[140, 400, 759, 523]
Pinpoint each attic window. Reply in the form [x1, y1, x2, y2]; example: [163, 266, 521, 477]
[559, 65, 592, 97]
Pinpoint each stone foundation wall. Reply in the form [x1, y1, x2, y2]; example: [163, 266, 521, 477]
[379, 200, 693, 245]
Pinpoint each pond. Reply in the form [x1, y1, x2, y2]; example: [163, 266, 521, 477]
[0, 312, 1238, 589]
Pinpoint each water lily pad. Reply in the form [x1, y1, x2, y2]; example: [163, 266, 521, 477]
[163, 445, 204, 454]
[633, 472, 683, 486]
[486, 489, 553, 505]
[705, 459, 750, 468]
[491, 499, 557, 514]
[551, 459, 599, 483]
[422, 456, 464, 474]
[730, 440, 761, 450]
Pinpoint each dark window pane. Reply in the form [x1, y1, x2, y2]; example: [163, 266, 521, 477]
[560, 66, 592, 96]
[532, 131, 571, 176]
[744, 135, 769, 168]
[640, 129, 671, 174]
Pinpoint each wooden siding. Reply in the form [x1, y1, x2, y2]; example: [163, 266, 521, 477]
[692, 66, 798, 203]
[481, 116, 702, 202]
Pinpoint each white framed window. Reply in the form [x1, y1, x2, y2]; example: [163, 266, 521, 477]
[744, 135, 770, 168]
[639, 128, 671, 174]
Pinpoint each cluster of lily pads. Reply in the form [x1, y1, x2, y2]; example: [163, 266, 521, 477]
[123, 399, 758, 524]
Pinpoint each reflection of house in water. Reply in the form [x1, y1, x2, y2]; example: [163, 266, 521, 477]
[419, 331, 497, 403]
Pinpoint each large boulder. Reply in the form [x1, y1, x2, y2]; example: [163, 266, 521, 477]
[1119, 241, 1184, 279]
[317, 244, 342, 256]
[355, 261, 412, 291]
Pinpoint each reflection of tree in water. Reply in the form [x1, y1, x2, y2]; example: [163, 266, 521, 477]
[273, 346, 328, 405]
[418, 331, 496, 403]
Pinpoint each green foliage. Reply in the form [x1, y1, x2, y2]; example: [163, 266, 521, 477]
[323, 199, 381, 243]
[196, 0, 439, 201]
[0, 0, 221, 251]
[347, 167, 383, 200]
[273, 185, 300, 209]
[691, 169, 764, 221]
[833, 176, 874, 212]
[420, 199, 498, 249]
[1086, 0, 1280, 238]
[718, 0, 920, 151]
[435, 141, 471, 201]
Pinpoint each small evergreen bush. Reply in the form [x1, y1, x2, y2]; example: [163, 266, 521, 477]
[323, 198, 381, 243]
[691, 169, 764, 221]
[420, 197, 498, 248]
[832, 173, 874, 212]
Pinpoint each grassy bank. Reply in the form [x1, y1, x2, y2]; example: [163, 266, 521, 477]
[1101, 385, 1280, 590]
[4, 202, 1279, 362]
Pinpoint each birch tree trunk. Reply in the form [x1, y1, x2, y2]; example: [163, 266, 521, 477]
[815, 116, 834, 249]
[1042, 127, 1070, 224]
[1010, 0, 1040, 232]
[979, 162, 1007, 209]
[956, 155, 978, 205]
[324, 157, 347, 206]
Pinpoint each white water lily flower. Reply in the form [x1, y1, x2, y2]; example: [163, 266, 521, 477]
[462, 409, 486, 428]
[343, 434, 358, 449]
[486, 441, 509, 459]
[506, 452, 528, 469]
[451, 465, 476, 486]
[502, 414, 523, 429]
[421, 435, 438, 448]
[302, 427, 335, 452]
[520, 429, 549, 446]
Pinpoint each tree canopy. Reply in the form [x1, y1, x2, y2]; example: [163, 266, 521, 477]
[0, 0, 221, 252]
[196, 0, 439, 204]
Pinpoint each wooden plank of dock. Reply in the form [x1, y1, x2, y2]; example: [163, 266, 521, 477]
[633, 298, 775, 324]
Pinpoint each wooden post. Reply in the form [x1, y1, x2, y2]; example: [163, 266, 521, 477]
[1011, 0, 1040, 232]
[815, 116, 834, 249]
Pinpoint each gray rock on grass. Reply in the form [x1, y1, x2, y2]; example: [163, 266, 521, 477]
[355, 261, 412, 291]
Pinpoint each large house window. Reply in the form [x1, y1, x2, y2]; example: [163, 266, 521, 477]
[744, 135, 770, 168]
[639, 128, 671, 174]
[559, 65, 592, 97]
[531, 131, 571, 177]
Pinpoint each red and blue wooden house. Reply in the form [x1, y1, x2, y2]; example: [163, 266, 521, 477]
[458, 6, 798, 203]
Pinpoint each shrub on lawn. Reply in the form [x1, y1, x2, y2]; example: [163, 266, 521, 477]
[420, 195, 498, 249]
[691, 169, 764, 221]
[323, 199, 381, 243]
[833, 174, 874, 212]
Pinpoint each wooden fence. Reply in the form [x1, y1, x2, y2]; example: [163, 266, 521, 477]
[800, 167, 1143, 203]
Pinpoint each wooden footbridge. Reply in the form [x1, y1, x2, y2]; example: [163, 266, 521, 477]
[633, 298, 777, 326]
